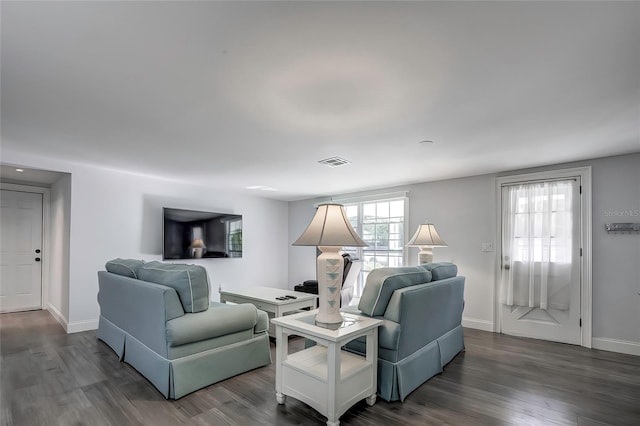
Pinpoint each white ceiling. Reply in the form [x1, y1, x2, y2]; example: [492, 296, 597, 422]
[2, 1, 639, 201]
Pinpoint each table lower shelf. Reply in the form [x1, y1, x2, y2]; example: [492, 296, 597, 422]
[285, 345, 369, 380]
[281, 345, 375, 419]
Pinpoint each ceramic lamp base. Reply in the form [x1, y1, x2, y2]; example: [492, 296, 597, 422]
[315, 246, 344, 325]
[418, 247, 434, 264]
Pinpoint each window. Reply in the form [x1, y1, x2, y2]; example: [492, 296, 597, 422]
[342, 198, 406, 296]
[507, 180, 574, 264]
[226, 219, 243, 257]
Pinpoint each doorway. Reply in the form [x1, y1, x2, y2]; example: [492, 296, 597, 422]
[495, 167, 592, 347]
[0, 189, 44, 312]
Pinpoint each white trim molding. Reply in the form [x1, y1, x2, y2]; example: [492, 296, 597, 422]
[48, 303, 98, 333]
[592, 337, 640, 357]
[47, 303, 68, 331]
[462, 317, 494, 332]
[329, 191, 409, 205]
[66, 319, 99, 334]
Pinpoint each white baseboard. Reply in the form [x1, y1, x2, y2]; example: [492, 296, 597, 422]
[459, 315, 639, 356]
[46, 303, 68, 331]
[46, 303, 98, 334]
[67, 319, 99, 334]
[462, 317, 494, 332]
[592, 337, 640, 357]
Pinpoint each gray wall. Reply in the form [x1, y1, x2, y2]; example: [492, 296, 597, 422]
[288, 152, 640, 354]
[3, 149, 291, 332]
[49, 174, 72, 320]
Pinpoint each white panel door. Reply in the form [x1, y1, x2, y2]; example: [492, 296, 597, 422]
[499, 179, 582, 345]
[0, 190, 43, 312]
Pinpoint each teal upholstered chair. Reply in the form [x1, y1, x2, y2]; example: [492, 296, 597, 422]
[342, 262, 465, 401]
[97, 260, 271, 399]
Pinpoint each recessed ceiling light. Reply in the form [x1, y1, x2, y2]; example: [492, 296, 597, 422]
[419, 140, 434, 145]
[318, 157, 351, 167]
[15, 168, 24, 172]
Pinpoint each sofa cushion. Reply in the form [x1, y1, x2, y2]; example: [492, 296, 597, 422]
[138, 262, 210, 313]
[419, 262, 458, 280]
[166, 302, 257, 346]
[358, 267, 432, 317]
[105, 258, 145, 279]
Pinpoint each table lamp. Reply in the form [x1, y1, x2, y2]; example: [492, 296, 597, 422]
[293, 203, 367, 326]
[189, 239, 207, 259]
[406, 223, 447, 264]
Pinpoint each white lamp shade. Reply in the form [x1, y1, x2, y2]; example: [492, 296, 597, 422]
[293, 203, 367, 247]
[406, 223, 447, 247]
[189, 239, 206, 249]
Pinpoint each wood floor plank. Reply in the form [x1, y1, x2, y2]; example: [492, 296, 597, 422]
[1, 310, 639, 425]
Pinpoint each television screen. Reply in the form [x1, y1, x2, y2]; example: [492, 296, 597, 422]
[163, 207, 243, 260]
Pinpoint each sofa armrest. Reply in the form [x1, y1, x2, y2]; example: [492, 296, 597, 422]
[166, 303, 258, 347]
[254, 309, 269, 334]
[386, 276, 465, 359]
[341, 305, 400, 351]
[98, 271, 184, 357]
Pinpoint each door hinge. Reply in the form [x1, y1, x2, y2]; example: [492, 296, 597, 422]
[580, 318, 582, 327]
[580, 248, 583, 256]
[579, 185, 582, 194]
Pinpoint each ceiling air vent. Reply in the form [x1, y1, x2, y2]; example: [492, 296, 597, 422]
[318, 156, 351, 168]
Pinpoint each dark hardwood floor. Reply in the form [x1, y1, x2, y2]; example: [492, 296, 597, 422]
[1, 310, 639, 426]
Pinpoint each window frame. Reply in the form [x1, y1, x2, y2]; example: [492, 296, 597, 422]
[226, 218, 243, 257]
[336, 194, 409, 297]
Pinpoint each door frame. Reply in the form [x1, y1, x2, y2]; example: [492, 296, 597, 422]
[1, 183, 50, 311]
[494, 166, 592, 348]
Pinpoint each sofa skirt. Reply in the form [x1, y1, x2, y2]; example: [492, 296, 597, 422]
[345, 324, 465, 402]
[97, 316, 125, 360]
[97, 316, 271, 399]
[169, 334, 271, 399]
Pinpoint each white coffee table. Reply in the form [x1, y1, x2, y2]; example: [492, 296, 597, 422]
[219, 286, 318, 337]
[272, 309, 382, 426]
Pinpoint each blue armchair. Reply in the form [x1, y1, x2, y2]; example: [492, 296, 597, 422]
[341, 262, 465, 401]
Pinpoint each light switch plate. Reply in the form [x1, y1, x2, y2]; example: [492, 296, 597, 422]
[481, 243, 493, 252]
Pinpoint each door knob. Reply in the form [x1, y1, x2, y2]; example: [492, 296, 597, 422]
[35, 257, 41, 262]
[35, 249, 41, 253]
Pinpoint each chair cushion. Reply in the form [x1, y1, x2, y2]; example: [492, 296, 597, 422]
[105, 258, 145, 278]
[138, 262, 210, 313]
[419, 262, 458, 280]
[358, 267, 432, 317]
[166, 302, 257, 346]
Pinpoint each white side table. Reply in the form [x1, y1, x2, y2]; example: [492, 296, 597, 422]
[219, 286, 318, 337]
[272, 309, 382, 426]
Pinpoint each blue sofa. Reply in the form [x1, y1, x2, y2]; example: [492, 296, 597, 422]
[96, 259, 271, 399]
[342, 262, 465, 402]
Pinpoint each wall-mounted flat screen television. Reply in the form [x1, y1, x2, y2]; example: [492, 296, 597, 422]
[163, 207, 243, 260]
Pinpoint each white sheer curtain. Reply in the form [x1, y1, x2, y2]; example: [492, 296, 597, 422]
[500, 180, 575, 310]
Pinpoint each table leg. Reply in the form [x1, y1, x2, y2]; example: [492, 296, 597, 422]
[326, 341, 340, 426]
[366, 394, 376, 406]
[366, 328, 378, 406]
[275, 325, 288, 405]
